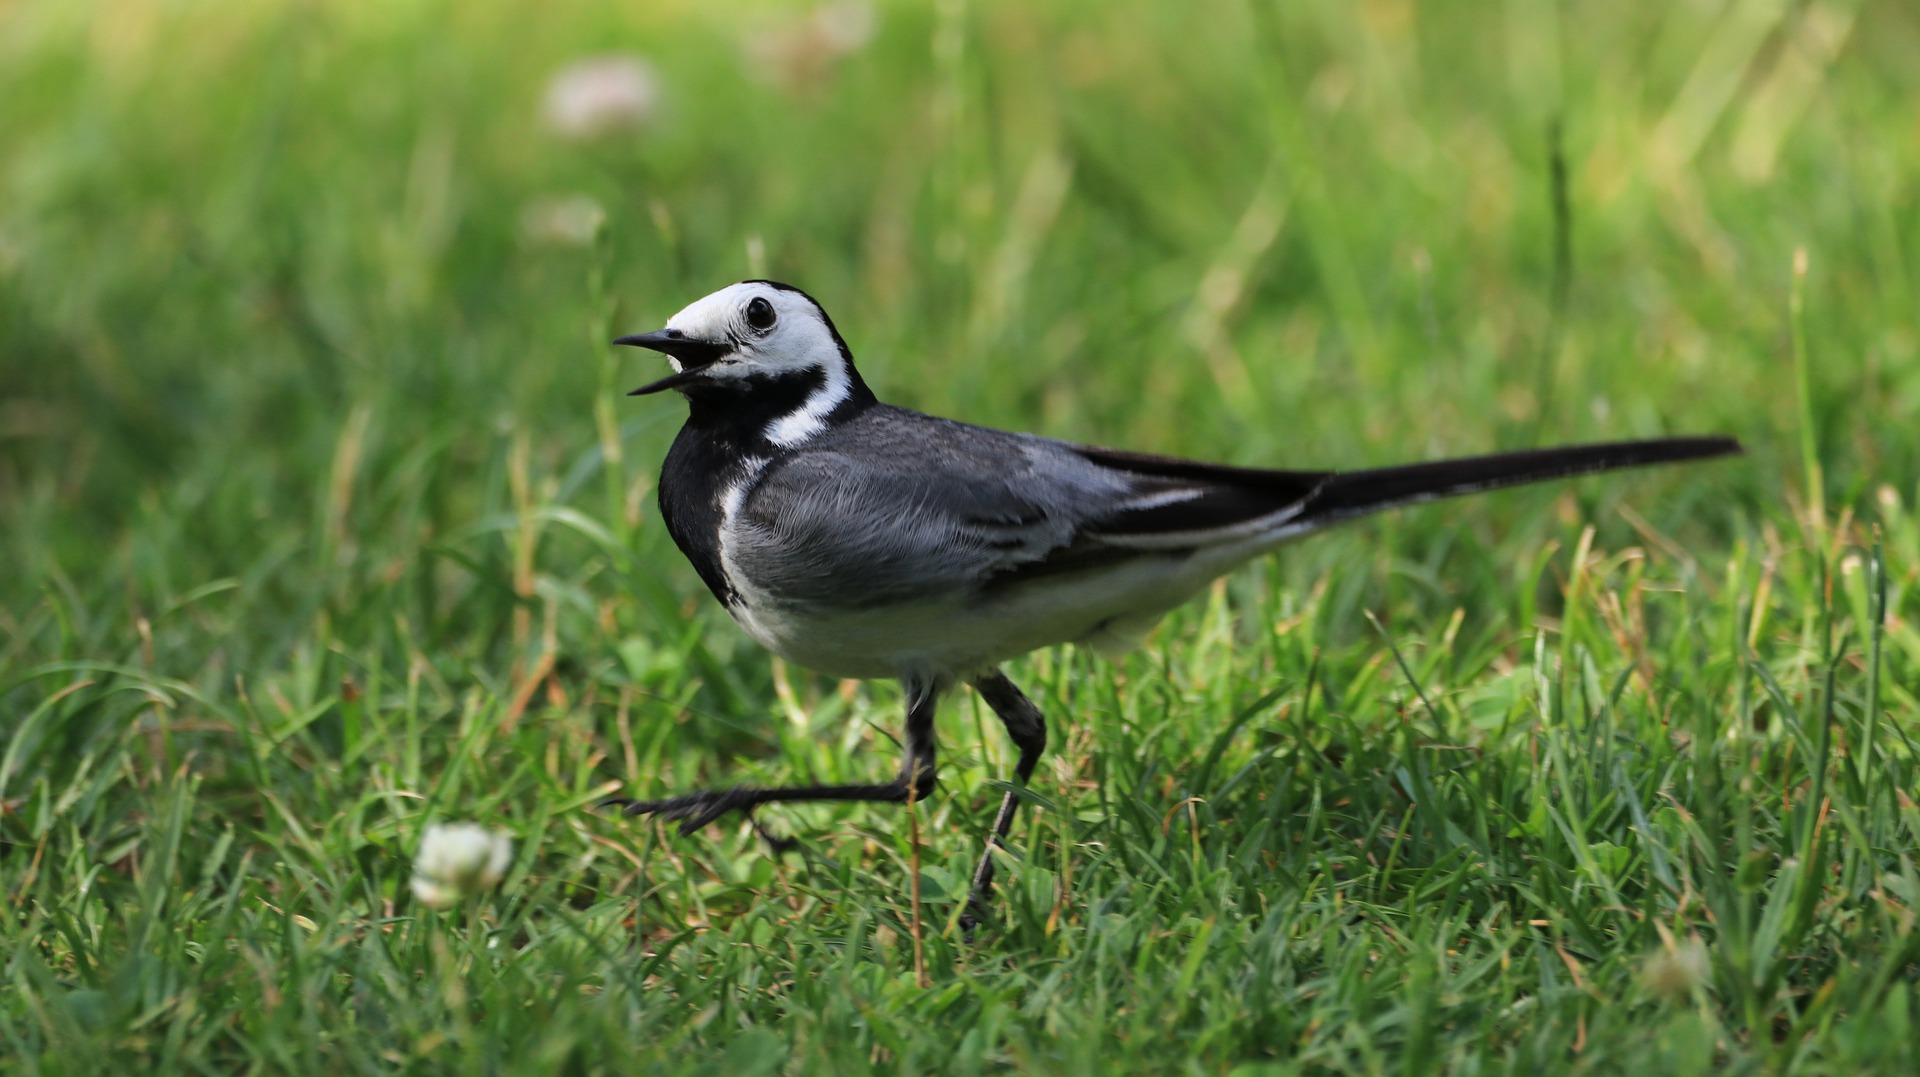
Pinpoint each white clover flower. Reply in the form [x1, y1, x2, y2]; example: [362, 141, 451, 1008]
[743, 2, 878, 95]
[519, 195, 607, 247]
[411, 822, 513, 908]
[543, 55, 661, 140]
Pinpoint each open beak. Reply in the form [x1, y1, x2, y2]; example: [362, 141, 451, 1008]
[612, 330, 731, 395]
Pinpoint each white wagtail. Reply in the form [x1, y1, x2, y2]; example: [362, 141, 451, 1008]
[604, 279, 1739, 921]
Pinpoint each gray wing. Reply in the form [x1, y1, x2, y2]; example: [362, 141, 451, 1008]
[729, 407, 1329, 610]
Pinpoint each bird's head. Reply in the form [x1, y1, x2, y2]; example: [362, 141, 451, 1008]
[615, 281, 859, 399]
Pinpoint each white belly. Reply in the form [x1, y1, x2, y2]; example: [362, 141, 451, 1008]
[721, 540, 1272, 680]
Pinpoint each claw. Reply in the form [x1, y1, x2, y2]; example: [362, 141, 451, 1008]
[599, 789, 756, 827]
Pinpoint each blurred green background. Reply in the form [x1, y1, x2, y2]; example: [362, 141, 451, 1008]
[10, 0, 1917, 589]
[4, 0, 1920, 1071]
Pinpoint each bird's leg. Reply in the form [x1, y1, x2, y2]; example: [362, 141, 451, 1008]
[603, 678, 943, 841]
[961, 670, 1048, 928]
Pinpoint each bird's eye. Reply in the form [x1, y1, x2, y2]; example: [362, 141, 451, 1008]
[745, 296, 777, 333]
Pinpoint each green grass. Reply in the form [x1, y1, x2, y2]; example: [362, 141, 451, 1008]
[4, 0, 1920, 1071]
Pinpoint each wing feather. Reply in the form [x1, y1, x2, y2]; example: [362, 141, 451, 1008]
[726, 408, 1324, 609]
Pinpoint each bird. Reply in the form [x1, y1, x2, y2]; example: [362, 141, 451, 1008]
[603, 279, 1740, 924]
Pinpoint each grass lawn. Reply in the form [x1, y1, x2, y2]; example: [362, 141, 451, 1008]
[4, 0, 1920, 1072]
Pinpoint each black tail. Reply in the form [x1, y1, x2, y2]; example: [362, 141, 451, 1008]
[1306, 436, 1741, 522]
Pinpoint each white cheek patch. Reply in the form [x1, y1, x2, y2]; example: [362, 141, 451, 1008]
[764, 359, 851, 448]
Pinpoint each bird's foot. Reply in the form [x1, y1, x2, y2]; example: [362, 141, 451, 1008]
[598, 787, 768, 833]
[598, 788, 798, 854]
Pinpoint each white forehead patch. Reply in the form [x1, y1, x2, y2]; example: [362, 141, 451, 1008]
[662, 282, 842, 383]
[664, 282, 779, 338]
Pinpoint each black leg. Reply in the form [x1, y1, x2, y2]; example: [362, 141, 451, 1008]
[962, 669, 1048, 927]
[603, 677, 944, 837]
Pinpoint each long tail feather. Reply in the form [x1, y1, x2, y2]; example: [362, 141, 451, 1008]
[1304, 436, 1741, 523]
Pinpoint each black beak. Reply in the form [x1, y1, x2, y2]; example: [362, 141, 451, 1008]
[612, 329, 731, 395]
